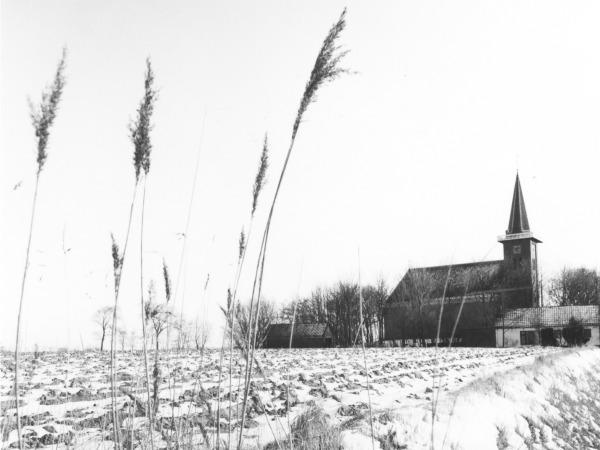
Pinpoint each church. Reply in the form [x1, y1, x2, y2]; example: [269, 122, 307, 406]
[383, 174, 600, 347]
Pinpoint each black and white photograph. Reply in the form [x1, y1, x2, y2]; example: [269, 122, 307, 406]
[1, 1, 600, 449]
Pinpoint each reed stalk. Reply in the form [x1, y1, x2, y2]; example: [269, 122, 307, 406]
[139, 179, 154, 444]
[109, 230, 127, 448]
[226, 232, 245, 449]
[14, 49, 66, 450]
[223, 136, 269, 448]
[215, 288, 232, 449]
[170, 115, 207, 447]
[286, 300, 298, 450]
[357, 251, 375, 450]
[238, 10, 349, 443]
[161, 258, 176, 449]
[430, 266, 452, 449]
[108, 181, 141, 449]
[129, 57, 157, 449]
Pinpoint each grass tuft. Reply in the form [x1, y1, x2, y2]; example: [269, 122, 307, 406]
[269, 401, 341, 450]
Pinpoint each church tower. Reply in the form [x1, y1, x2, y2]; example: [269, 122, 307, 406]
[498, 174, 542, 307]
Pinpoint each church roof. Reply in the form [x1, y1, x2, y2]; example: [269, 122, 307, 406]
[507, 173, 530, 234]
[387, 260, 505, 304]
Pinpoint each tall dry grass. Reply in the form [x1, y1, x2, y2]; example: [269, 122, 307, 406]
[264, 401, 341, 450]
[13, 48, 66, 450]
[109, 233, 125, 447]
[208, 135, 270, 448]
[167, 116, 207, 448]
[215, 288, 233, 449]
[134, 58, 158, 449]
[238, 9, 349, 443]
[286, 299, 298, 450]
[225, 136, 269, 448]
[357, 252, 375, 450]
[430, 265, 452, 447]
[107, 57, 158, 450]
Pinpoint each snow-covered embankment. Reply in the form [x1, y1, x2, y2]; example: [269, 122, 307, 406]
[385, 348, 600, 449]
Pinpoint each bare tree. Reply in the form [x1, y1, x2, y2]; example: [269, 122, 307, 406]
[548, 267, 600, 306]
[280, 288, 328, 324]
[173, 317, 192, 351]
[128, 331, 138, 352]
[235, 299, 276, 350]
[94, 306, 114, 351]
[361, 283, 386, 346]
[372, 279, 389, 344]
[279, 281, 388, 347]
[193, 318, 211, 352]
[118, 328, 127, 352]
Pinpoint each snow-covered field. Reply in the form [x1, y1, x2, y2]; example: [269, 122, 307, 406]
[2, 346, 596, 449]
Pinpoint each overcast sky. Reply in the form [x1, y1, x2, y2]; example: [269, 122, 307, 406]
[2, 0, 600, 350]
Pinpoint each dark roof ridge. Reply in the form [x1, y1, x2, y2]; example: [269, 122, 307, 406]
[407, 259, 504, 272]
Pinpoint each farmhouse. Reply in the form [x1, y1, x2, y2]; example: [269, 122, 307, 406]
[263, 323, 333, 348]
[384, 174, 599, 347]
[495, 305, 600, 347]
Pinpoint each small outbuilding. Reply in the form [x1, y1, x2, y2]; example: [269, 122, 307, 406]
[495, 305, 600, 347]
[263, 323, 333, 348]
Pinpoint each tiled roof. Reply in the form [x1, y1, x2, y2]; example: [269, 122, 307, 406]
[495, 305, 600, 328]
[267, 323, 331, 339]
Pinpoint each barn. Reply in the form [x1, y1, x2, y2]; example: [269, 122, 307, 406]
[263, 323, 333, 348]
[495, 305, 600, 347]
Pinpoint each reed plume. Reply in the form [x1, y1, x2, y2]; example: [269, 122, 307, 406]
[131, 58, 156, 180]
[30, 49, 67, 171]
[238, 230, 246, 261]
[14, 49, 66, 450]
[163, 259, 172, 303]
[238, 9, 349, 440]
[251, 135, 269, 216]
[111, 234, 123, 292]
[292, 10, 348, 140]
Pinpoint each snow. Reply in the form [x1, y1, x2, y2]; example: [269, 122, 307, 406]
[2, 346, 597, 449]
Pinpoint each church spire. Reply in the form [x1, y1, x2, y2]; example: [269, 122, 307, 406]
[507, 173, 530, 235]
